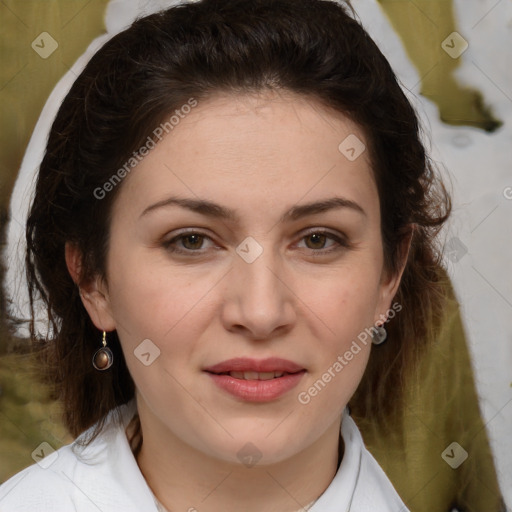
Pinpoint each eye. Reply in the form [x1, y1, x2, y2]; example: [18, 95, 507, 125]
[296, 230, 349, 254]
[163, 231, 216, 254]
[162, 229, 349, 257]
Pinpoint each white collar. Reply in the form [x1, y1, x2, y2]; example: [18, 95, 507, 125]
[69, 399, 408, 511]
[0, 399, 408, 511]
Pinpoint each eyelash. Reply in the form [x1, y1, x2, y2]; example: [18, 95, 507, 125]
[162, 229, 350, 257]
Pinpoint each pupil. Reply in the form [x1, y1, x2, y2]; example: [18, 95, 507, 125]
[308, 233, 325, 249]
[185, 234, 202, 249]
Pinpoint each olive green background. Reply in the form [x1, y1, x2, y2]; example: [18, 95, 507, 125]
[0, 1, 506, 511]
[0, 0, 109, 476]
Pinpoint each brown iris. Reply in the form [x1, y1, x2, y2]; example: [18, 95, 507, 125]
[304, 233, 327, 250]
[181, 234, 204, 250]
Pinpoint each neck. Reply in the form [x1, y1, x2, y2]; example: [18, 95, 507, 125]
[134, 402, 343, 512]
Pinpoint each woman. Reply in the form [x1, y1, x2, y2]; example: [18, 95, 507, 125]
[0, 0, 451, 510]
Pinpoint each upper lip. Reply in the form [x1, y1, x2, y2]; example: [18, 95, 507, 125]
[204, 357, 305, 374]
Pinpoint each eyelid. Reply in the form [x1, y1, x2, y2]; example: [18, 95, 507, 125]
[299, 227, 348, 240]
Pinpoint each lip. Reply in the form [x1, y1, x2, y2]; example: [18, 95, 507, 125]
[204, 358, 306, 402]
[203, 357, 304, 374]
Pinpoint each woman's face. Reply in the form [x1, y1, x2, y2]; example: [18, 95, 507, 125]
[80, 91, 403, 465]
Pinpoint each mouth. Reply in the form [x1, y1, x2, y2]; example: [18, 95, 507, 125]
[214, 370, 291, 380]
[203, 357, 305, 375]
[203, 358, 306, 402]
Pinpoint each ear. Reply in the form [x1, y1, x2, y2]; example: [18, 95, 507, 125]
[65, 242, 116, 332]
[374, 225, 414, 323]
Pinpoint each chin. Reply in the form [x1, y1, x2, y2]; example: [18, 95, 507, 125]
[194, 424, 312, 468]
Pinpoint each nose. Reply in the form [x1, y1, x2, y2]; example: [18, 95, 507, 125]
[220, 244, 297, 341]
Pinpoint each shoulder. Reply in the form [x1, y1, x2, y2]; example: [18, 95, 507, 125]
[0, 443, 81, 511]
[0, 400, 156, 512]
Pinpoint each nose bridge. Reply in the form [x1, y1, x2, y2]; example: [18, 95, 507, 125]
[237, 237, 286, 309]
[224, 236, 295, 337]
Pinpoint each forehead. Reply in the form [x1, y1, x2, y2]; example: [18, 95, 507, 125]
[172, 90, 370, 165]
[111, 90, 378, 225]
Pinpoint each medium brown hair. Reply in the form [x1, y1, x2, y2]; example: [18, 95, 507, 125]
[22, 0, 451, 443]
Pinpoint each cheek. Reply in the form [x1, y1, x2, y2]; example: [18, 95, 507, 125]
[109, 248, 217, 325]
[106, 254, 220, 369]
[293, 259, 380, 400]
[301, 263, 382, 337]
[296, 275, 374, 417]
[106, 263, 215, 404]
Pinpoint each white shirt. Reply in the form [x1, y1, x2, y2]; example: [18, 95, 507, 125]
[0, 400, 409, 511]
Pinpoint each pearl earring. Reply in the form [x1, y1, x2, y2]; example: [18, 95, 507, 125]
[371, 325, 387, 345]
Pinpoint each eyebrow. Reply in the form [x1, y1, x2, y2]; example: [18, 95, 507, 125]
[139, 195, 366, 222]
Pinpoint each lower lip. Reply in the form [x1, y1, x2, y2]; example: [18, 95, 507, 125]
[206, 371, 306, 402]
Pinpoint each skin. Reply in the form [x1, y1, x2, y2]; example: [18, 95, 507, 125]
[66, 90, 409, 511]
